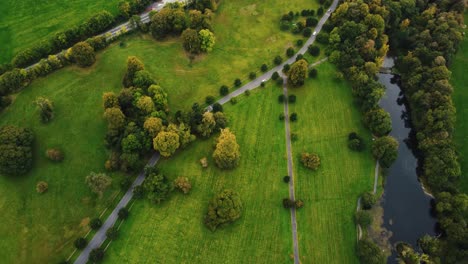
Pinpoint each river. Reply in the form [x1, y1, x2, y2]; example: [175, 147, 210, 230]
[377, 57, 437, 262]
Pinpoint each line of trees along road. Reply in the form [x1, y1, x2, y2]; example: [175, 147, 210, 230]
[383, 0, 467, 262]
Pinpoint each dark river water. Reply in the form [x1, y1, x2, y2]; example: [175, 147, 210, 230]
[378, 57, 437, 262]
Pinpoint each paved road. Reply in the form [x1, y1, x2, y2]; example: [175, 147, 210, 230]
[25, 0, 179, 70]
[74, 154, 160, 264]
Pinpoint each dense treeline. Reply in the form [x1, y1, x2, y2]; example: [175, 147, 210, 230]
[383, 0, 467, 262]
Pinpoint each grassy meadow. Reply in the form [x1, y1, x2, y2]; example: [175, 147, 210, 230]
[451, 13, 468, 192]
[0, 0, 121, 64]
[289, 62, 375, 263]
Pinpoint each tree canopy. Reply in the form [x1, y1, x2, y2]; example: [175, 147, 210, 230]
[204, 189, 243, 231]
[213, 128, 240, 169]
[0, 125, 34, 175]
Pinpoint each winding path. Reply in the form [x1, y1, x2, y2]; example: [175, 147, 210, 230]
[74, 0, 339, 262]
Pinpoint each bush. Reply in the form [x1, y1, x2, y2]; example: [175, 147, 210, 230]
[89, 218, 102, 230]
[348, 138, 365, 151]
[230, 97, 238, 105]
[296, 39, 304, 47]
[308, 45, 320, 56]
[283, 198, 295, 208]
[309, 68, 318, 78]
[291, 133, 299, 141]
[295, 199, 304, 208]
[303, 27, 312, 37]
[274, 55, 283, 65]
[36, 181, 48, 193]
[279, 113, 285, 121]
[283, 176, 290, 183]
[286, 47, 295, 57]
[261, 64, 268, 72]
[288, 95, 297, 103]
[272, 71, 280, 80]
[245, 90, 251, 96]
[174, 176, 192, 194]
[74, 237, 87, 250]
[45, 148, 64, 162]
[348, 132, 359, 140]
[278, 94, 285, 103]
[355, 211, 372, 228]
[301, 152, 320, 170]
[118, 208, 129, 219]
[249, 72, 256, 80]
[205, 95, 215, 105]
[204, 189, 242, 231]
[89, 248, 104, 262]
[219, 85, 229, 96]
[361, 192, 376, 210]
[234, 78, 242, 87]
[106, 227, 119, 240]
[260, 81, 266, 87]
[290, 112, 298, 121]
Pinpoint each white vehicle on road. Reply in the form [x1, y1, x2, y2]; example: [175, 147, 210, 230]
[313, 31, 317, 36]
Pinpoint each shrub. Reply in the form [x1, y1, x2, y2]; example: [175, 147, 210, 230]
[274, 55, 283, 65]
[283, 198, 295, 208]
[290, 112, 298, 121]
[296, 39, 304, 47]
[45, 148, 64, 162]
[348, 132, 359, 140]
[74, 237, 87, 250]
[286, 47, 295, 57]
[301, 152, 320, 170]
[309, 68, 318, 78]
[288, 95, 297, 103]
[89, 248, 104, 262]
[260, 81, 266, 87]
[245, 90, 251, 96]
[205, 95, 215, 105]
[291, 133, 299, 141]
[278, 94, 285, 103]
[249, 72, 257, 80]
[35, 97, 54, 123]
[36, 181, 48, 193]
[283, 176, 290, 183]
[355, 211, 372, 228]
[261, 64, 268, 72]
[174, 176, 192, 194]
[234, 78, 242, 87]
[204, 189, 242, 231]
[348, 138, 365, 151]
[118, 208, 129, 219]
[303, 27, 312, 37]
[219, 85, 229, 96]
[106, 227, 119, 240]
[279, 113, 285, 121]
[361, 192, 377, 210]
[200, 157, 208, 168]
[89, 218, 102, 230]
[230, 97, 238, 105]
[295, 199, 304, 208]
[272, 71, 280, 80]
[308, 45, 320, 56]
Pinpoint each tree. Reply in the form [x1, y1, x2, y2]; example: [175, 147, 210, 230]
[303, 27, 312, 37]
[204, 189, 243, 231]
[85, 172, 112, 197]
[274, 55, 283, 65]
[35, 97, 54, 123]
[356, 239, 385, 264]
[355, 211, 372, 228]
[309, 68, 318, 78]
[197, 111, 216, 137]
[219, 85, 229, 96]
[121, 134, 142, 153]
[70, 42, 95, 67]
[308, 45, 320, 56]
[372, 136, 398, 168]
[89, 248, 104, 262]
[36, 181, 48, 193]
[174, 176, 192, 194]
[136, 96, 155, 115]
[205, 95, 215, 105]
[361, 192, 377, 210]
[261, 64, 268, 72]
[118, 208, 129, 219]
[148, 85, 168, 110]
[290, 112, 298, 121]
[103, 107, 125, 131]
[106, 227, 119, 240]
[234, 78, 242, 87]
[102, 92, 119, 109]
[301, 152, 321, 170]
[364, 108, 392, 136]
[286, 47, 295, 57]
[89, 218, 102, 230]
[213, 128, 241, 169]
[0, 125, 34, 175]
[199, 29, 215, 52]
[288, 59, 308, 86]
[74, 237, 87, 249]
[133, 70, 155, 89]
[143, 117, 163, 138]
[123, 56, 144, 87]
[181, 28, 201, 53]
[46, 148, 64, 162]
[143, 167, 173, 204]
[272, 71, 280, 80]
[153, 131, 180, 157]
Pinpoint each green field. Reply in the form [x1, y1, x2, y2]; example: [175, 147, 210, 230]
[289, 62, 375, 263]
[0, 0, 121, 64]
[104, 85, 293, 263]
[451, 13, 468, 192]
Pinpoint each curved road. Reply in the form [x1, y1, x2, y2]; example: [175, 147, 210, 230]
[75, 0, 339, 262]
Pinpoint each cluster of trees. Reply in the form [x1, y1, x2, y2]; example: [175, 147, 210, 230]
[278, 7, 324, 36]
[182, 28, 216, 54]
[204, 189, 242, 231]
[382, 0, 467, 262]
[142, 166, 173, 204]
[0, 125, 34, 175]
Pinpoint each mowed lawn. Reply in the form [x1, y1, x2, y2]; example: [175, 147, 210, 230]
[0, 0, 121, 64]
[451, 12, 468, 192]
[289, 62, 375, 263]
[104, 85, 293, 263]
[0, 64, 127, 263]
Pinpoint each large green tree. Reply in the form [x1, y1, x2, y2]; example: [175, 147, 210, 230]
[153, 131, 180, 157]
[70, 41, 95, 67]
[288, 59, 308, 86]
[204, 189, 243, 231]
[0, 125, 34, 175]
[123, 56, 145, 87]
[213, 128, 240, 169]
[372, 136, 398, 168]
[143, 166, 173, 204]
